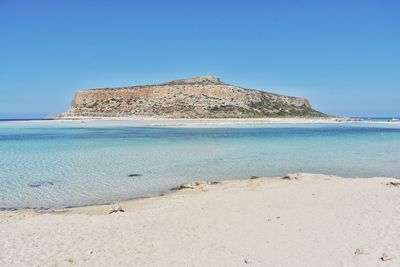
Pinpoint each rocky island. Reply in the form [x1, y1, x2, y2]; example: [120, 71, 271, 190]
[59, 76, 328, 118]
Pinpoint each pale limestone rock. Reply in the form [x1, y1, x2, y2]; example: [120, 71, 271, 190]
[109, 204, 124, 214]
[58, 76, 327, 119]
[381, 253, 392, 261]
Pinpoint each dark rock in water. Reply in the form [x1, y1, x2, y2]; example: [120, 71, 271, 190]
[28, 181, 54, 188]
[250, 176, 260, 180]
[127, 174, 142, 177]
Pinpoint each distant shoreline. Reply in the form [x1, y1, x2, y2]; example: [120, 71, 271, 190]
[0, 118, 54, 122]
[2, 116, 400, 127]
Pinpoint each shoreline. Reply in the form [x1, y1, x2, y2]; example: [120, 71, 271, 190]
[1, 173, 399, 266]
[2, 116, 400, 127]
[2, 173, 399, 215]
[0, 173, 398, 215]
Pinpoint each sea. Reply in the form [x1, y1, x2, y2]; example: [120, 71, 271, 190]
[1, 118, 400, 210]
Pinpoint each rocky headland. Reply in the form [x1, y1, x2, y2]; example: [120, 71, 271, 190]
[58, 76, 328, 119]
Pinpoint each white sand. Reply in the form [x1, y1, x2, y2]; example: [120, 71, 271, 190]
[5, 117, 400, 129]
[1, 173, 399, 266]
[55, 116, 350, 127]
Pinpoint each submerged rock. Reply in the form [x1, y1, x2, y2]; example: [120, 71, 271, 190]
[127, 174, 142, 177]
[28, 181, 54, 188]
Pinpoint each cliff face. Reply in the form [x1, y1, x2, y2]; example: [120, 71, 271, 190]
[59, 76, 327, 118]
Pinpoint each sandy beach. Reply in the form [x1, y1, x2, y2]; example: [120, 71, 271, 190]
[6, 116, 399, 129]
[3, 1, 399, 267]
[55, 116, 349, 127]
[16, 115, 400, 128]
[1, 173, 399, 266]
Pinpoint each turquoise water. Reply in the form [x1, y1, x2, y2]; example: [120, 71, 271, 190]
[1, 121, 400, 210]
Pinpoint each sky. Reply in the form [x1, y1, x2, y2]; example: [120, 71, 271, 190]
[0, 0, 399, 118]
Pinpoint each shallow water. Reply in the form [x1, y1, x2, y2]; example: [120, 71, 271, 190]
[1, 121, 400, 210]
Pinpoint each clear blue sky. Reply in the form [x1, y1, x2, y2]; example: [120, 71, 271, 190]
[0, 0, 399, 118]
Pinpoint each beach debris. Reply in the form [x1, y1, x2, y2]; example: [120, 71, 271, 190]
[127, 173, 142, 177]
[179, 182, 197, 189]
[267, 217, 281, 222]
[354, 248, 367, 255]
[282, 174, 300, 180]
[171, 180, 220, 191]
[250, 176, 260, 180]
[206, 181, 220, 185]
[181, 181, 202, 189]
[244, 258, 254, 264]
[380, 253, 392, 261]
[28, 181, 54, 188]
[387, 182, 400, 187]
[109, 203, 124, 214]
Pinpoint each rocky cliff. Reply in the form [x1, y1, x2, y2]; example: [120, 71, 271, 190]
[59, 76, 327, 118]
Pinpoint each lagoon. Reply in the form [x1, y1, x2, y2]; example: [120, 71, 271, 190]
[1, 121, 400, 210]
